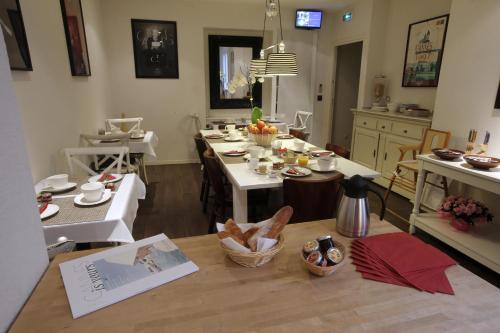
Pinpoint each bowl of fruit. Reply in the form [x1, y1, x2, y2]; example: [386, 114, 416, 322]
[247, 120, 279, 147]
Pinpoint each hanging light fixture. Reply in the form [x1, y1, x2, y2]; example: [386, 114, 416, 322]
[266, 0, 279, 18]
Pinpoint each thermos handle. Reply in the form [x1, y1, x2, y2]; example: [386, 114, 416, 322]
[367, 187, 386, 221]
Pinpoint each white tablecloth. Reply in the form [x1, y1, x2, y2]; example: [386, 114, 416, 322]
[95, 131, 159, 159]
[42, 174, 146, 245]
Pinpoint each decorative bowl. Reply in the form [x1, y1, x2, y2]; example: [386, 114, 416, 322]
[464, 155, 500, 170]
[249, 133, 279, 147]
[301, 241, 346, 277]
[432, 148, 465, 161]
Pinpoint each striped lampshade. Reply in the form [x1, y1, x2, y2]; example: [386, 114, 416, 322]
[265, 52, 298, 76]
[249, 58, 268, 77]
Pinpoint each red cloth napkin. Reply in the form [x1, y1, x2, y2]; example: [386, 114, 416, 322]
[351, 232, 456, 294]
[39, 203, 48, 214]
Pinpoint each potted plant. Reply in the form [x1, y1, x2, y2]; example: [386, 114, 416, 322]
[438, 196, 493, 232]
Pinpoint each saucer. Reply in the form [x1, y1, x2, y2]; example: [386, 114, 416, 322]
[131, 135, 145, 140]
[223, 149, 246, 157]
[88, 173, 123, 184]
[224, 137, 242, 142]
[100, 138, 121, 143]
[205, 134, 224, 139]
[41, 182, 77, 193]
[244, 154, 267, 161]
[309, 162, 336, 173]
[276, 134, 294, 139]
[74, 189, 112, 206]
[40, 204, 59, 220]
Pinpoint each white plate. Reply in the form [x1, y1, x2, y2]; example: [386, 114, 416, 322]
[223, 149, 246, 157]
[40, 204, 59, 220]
[100, 138, 121, 143]
[131, 135, 145, 140]
[205, 134, 224, 139]
[41, 182, 77, 193]
[243, 154, 267, 161]
[309, 163, 337, 173]
[310, 150, 336, 158]
[224, 137, 243, 142]
[281, 166, 312, 177]
[88, 173, 123, 184]
[74, 189, 112, 206]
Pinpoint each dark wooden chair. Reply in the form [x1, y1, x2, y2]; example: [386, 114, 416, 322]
[283, 173, 344, 223]
[289, 128, 310, 142]
[194, 133, 210, 213]
[325, 143, 350, 159]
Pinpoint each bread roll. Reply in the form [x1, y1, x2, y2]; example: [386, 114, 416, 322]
[247, 206, 293, 251]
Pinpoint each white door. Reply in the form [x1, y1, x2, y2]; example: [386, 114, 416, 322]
[351, 127, 379, 169]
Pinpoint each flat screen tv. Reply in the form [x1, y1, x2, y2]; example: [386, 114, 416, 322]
[495, 81, 500, 110]
[295, 9, 322, 30]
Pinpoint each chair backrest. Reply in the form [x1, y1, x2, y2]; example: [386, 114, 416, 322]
[283, 173, 344, 223]
[294, 111, 313, 129]
[289, 128, 310, 141]
[105, 117, 143, 133]
[203, 149, 226, 206]
[419, 128, 451, 154]
[64, 146, 128, 176]
[325, 143, 350, 159]
[194, 133, 207, 165]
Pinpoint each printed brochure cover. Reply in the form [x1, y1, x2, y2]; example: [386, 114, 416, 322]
[60, 234, 198, 318]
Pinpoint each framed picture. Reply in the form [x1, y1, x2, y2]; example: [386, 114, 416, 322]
[0, 0, 32, 70]
[402, 14, 449, 87]
[60, 0, 91, 76]
[131, 19, 179, 79]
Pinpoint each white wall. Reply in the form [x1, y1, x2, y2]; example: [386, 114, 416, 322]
[11, 0, 110, 181]
[0, 33, 48, 333]
[100, 0, 316, 164]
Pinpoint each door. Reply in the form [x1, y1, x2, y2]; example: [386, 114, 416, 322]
[378, 134, 420, 181]
[352, 127, 379, 169]
[331, 41, 363, 148]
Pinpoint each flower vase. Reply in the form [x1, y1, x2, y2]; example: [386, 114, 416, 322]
[451, 218, 470, 232]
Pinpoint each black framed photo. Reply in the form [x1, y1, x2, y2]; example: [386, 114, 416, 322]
[0, 0, 32, 70]
[60, 0, 91, 76]
[402, 14, 449, 87]
[131, 19, 179, 79]
[208, 35, 263, 109]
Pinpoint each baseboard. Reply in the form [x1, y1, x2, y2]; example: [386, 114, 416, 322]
[146, 159, 198, 166]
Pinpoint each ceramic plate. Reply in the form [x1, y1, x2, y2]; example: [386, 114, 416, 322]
[224, 137, 243, 142]
[205, 134, 224, 139]
[310, 150, 335, 158]
[100, 138, 121, 143]
[243, 154, 267, 161]
[131, 135, 145, 140]
[40, 204, 59, 220]
[88, 173, 123, 184]
[281, 166, 311, 177]
[74, 189, 112, 206]
[254, 168, 269, 175]
[276, 134, 294, 139]
[309, 162, 337, 173]
[223, 149, 246, 157]
[41, 182, 77, 193]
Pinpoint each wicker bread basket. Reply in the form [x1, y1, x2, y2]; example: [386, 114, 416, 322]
[220, 234, 285, 267]
[301, 241, 346, 277]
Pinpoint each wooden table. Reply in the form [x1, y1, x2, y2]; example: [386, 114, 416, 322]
[200, 129, 381, 223]
[10, 216, 500, 333]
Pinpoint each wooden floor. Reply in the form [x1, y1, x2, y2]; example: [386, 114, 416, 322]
[134, 164, 500, 287]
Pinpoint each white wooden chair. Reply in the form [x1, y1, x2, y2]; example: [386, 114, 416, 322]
[80, 133, 136, 173]
[105, 117, 143, 133]
[64, 147, 129, 177]
[288, 111, 313, 132]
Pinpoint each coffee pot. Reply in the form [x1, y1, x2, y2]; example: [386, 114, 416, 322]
[336, 175, 385, 238]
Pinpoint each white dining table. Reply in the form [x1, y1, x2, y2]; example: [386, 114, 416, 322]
[37, 174, 146, 245]
[93, 131, 159, 159]
[201, 130, 381, 223]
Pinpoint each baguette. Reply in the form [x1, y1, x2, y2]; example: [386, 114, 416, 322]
[247, 206, 293, 251]
[217, 231, 246, 246]
[224, 219, 244, 240]
[242, 227, 259, 245]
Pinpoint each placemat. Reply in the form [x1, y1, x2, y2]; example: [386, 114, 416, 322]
[42, 194, 114, 226]
[45, 177, 123, 197]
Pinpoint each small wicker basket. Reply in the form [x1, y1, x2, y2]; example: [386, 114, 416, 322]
[249, 133, 279, 147]
[220, 234, 285, 267]
[301, 241, 346, 277]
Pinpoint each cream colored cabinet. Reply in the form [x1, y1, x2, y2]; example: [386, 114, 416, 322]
[352, 127, 379, 169]
[350, 109, 432, 199]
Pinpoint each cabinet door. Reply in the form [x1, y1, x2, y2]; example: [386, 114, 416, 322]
[352, 127, 379, 169]
[378, 134, 420, 180]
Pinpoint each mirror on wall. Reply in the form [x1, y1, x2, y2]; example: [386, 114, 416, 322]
[0, 0, 32, 70]
[208, 35, 262, 109]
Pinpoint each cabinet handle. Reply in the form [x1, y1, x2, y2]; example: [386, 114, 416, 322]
[384, 152, 387, 160]
[373, 149, 376, 157]
[403, 129, 408, 134]
[381, 126, 385, 129]
[363, 122, 367, 125]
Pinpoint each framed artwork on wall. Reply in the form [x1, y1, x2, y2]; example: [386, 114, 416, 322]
[402, 14, 449, 87]
[131, 19, 179, 79]
[60, 0, 91, 76]
[0, 0, 32, 70]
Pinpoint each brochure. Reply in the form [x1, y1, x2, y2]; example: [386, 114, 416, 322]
[60, 234, 199, 318]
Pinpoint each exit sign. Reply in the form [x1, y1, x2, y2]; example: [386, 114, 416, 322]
[343, 11, 352, 22]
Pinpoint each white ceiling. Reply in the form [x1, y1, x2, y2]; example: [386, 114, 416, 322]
[191, 0, 356, 11]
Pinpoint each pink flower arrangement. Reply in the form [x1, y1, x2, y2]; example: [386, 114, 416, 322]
[438, 196, 493, 225]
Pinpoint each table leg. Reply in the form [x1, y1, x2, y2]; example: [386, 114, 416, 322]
[410, 161, 427, 234]
[232, 184, 248, 223]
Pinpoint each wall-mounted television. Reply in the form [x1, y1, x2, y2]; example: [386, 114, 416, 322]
[295, 9, 322, 30]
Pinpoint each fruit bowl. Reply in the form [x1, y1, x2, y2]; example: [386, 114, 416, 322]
[464, 155, 500, 170]
[432, 148, 465, 161]
[249, 133, 279, 147]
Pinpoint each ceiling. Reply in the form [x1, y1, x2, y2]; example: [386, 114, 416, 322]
[191, 0, 357, 11]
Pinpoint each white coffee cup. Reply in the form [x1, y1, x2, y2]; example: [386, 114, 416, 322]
[248, 145, 265, 159]
[47, 174, 69, 188]
[387, 102, 399, 113]
[81, 182, 105, 202]
[318, 156, 336, 171]
[228, 130, 239, 140]
[247, 157, 259, 170]
[294, 139, 306, 152]
[225, 124, 236, 131]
